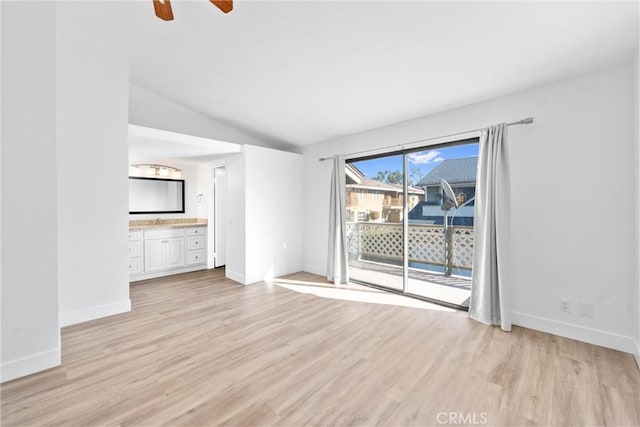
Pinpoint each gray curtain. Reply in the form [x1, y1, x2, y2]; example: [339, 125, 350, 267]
[326, 155, 349, 284]
[469, 123, 511, 331]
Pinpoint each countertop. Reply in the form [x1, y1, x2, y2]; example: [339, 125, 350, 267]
[129, 218, 207, 231]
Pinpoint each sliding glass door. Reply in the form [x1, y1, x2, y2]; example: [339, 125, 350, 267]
[346, 154, 404, 291]
[345, 139, 478, 309]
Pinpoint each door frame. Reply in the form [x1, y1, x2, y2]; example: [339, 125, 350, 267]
[346, 137, 479, 311]
[207, 162, 227, 269]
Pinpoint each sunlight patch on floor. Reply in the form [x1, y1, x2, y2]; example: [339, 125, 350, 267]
[271, 278, 455, 312]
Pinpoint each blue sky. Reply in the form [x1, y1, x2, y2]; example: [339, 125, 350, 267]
[352, 143, 479, 184]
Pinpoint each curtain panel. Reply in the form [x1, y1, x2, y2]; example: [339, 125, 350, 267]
[469, 123, 511, 331]
[326, 155, 349, 284]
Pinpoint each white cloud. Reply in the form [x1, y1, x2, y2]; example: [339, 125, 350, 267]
[409, 151, 444, 164]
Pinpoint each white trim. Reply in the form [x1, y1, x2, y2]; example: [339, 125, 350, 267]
[128, 125, 241, 154]
[59, 299, 131, 327]
[244, 271, 267, 285]
[226, 268, 246, 285]
[1, 346, 61, 383]
[129, 264, 206, 282]
[512, 311, 637, 355]
[344, 130, 481, 162]
[303, 264, 325, 277]
[347, 184, 424, 194]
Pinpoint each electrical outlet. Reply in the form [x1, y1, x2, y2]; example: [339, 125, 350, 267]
[579, 302, 594, 318]
[559, 298, 570, 313]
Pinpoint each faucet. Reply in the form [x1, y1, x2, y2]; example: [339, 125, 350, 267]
[155, 217, 162, 226]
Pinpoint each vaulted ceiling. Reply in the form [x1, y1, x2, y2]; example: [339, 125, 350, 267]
[58, 1, 638, 148]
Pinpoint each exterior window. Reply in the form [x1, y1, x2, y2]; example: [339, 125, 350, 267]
[357, 211, 368, 221]
[452, 186, 475, 206]
[373, 191, 379, 201]
[426, 187, 442, 205]
[358, 190, 365, 201]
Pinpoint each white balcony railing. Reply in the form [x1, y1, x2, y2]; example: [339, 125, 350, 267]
[346, 222, 474, 272]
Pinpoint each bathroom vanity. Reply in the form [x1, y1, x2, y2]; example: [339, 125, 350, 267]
[128, 219, 207, 282]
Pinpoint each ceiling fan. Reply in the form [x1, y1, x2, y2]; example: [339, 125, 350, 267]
[153, 0, 232, 21]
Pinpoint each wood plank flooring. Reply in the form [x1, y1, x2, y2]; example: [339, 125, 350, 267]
[1, 268, 638, 426]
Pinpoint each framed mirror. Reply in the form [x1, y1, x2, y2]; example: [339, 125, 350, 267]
[129, 177, 185, 214]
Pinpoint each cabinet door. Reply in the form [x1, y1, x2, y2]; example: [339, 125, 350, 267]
[187, 236, 204, 251]
[129, 241, 142, 258]
[128, 257, 142, 275]
[164, 237, 185, 269]
[144, 239, 165, 272]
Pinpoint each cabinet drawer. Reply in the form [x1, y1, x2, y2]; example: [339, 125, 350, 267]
[187, 236, 205, 250]
[128, 241, 142, 258]
[129, 230, 142, 241]
[187, 249, 205, 265]
[186, 227, 206, 236]
[128, 257, 142, 274]
[145, 228, 184, 240]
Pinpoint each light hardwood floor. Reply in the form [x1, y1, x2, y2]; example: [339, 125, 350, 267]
[1, 269, 639, 426]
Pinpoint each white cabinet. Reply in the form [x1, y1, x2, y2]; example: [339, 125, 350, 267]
[185, 227, 206, 267]
[128, 231, 143, 275]
[187, 250, 205, 265]
[130, 226, 207, 281]
[144, 237, 185, 272]
[187, 236, 204, 250]
[187, 227, 205, 236]
[144, 239, 168, 272]
[164, 237, 186, 269]
[144, 229, 186, 272]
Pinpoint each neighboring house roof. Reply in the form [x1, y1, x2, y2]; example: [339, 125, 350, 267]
[417, 157, 478, 186]
[346, 163, 364, 184]
[347, 178, 424, 194]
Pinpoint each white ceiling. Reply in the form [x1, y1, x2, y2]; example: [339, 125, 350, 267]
[58, 1, 638, 148]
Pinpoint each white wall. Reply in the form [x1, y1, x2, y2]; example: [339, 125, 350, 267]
[196, 146, 304, 285]
[128, 161, 200, 221]
[57, 30, 131, 327]
[129, 85, 274, 149]
[303, 63, 638, 355]
[244, 145, 304, 284]
[1, 1, 61, 382]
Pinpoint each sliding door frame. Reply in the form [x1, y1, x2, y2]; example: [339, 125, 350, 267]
[346, 137, 479, 311]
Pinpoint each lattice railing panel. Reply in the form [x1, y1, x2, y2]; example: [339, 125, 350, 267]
[346, 222, 474, 270]
[408, 226, 445, 265]
[452, 227, 474, 270]
[346, 222, 360, 258]
[359, 223, 403, 260]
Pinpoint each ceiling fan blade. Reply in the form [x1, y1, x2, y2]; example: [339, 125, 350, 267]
[153, 0, 174, 21]
[210, 0, 233, 14]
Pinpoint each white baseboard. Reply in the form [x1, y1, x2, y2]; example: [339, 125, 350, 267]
[512, 311, 637, 355]
[1, 346, 61, 383]
[227, 265, 305, 286]
[226, 269, 246, 285]
[302, 264, 324, 277]
[60, 299, 131, 327]
[129, 264, 207, 282]
[634, 340, 640, 370]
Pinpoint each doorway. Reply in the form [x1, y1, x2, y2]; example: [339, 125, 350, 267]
[208, 164, 227, 268]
